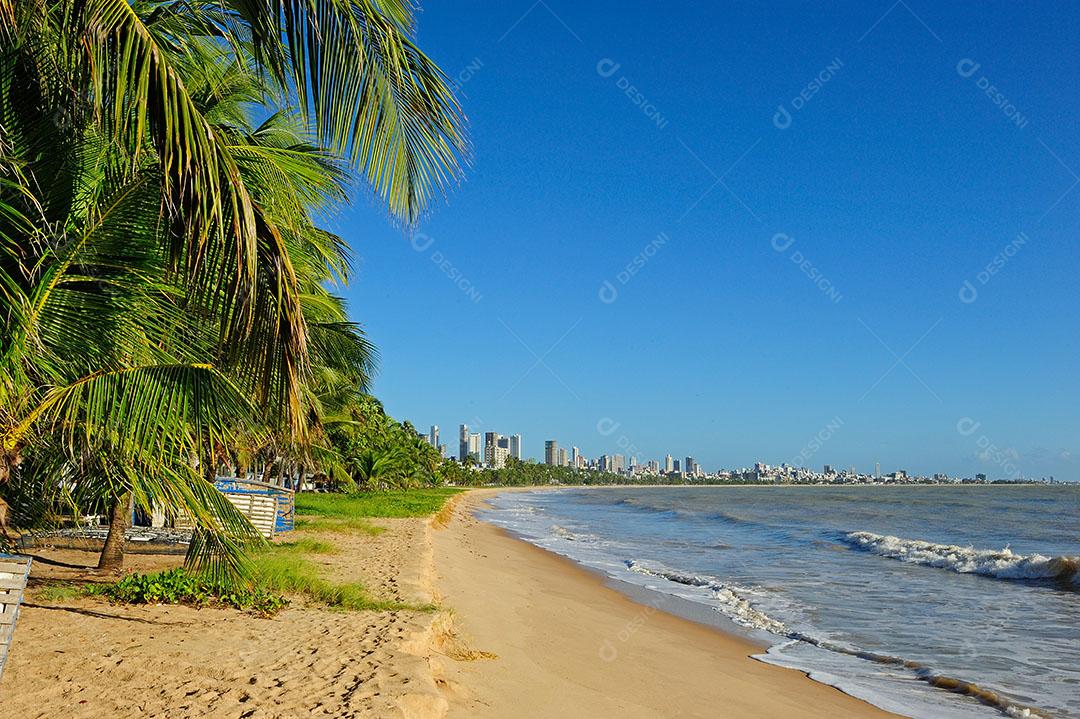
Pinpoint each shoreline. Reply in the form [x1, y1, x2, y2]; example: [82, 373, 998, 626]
[431, 488, 898, 718]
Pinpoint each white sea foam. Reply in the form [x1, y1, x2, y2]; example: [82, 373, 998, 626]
[844, 531, 1080, 585]
[624, 560, 788, 634]
[551, 524, 579, 541]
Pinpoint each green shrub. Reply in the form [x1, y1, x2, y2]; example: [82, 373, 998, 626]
[102, 568, 289, 616]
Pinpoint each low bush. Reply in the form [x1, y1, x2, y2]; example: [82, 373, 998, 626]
[101, 568, 289, 616]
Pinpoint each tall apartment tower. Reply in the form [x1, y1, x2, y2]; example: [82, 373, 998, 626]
[459, 424, 469, 463]
[510, 434, 522, 460]
[468, 433, 482, 461]
[557, 447, 568, 467]
[429, 425, 439, 448]
[664, 454, 674, 473]
[544, 440, 558, 466]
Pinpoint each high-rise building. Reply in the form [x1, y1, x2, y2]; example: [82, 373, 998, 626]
[484, 432, 500, 467]
[673, 459, 681, 472]
[429, 425, 439, 448]
[545, 440, 558, 466]
[485, 443, 509, 469]
[612, 454, 625, 473]
[571, 446, 579, 465]
[664, 454, 674, 473]
[459, 424, 469, 463]
[824, 464, 834, 474]
[468, 433, 482, 462]
[510, 434, 523, 460]
[875, 462, 881, 478]
[558, 447, 568, 467]
[685, 456, 696, 475]
[497, 436, 510, 450]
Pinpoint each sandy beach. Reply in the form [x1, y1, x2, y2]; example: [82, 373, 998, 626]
[431, 489, 896, 718]
[1, 489, 896, 718]
[0, 518, 448, 719]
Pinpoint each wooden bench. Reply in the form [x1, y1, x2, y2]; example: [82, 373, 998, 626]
[0, 555, 32, 679]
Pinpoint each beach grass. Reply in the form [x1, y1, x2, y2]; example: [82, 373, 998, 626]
[274, 537, 339, 554]
[251, 551, 430, 612]
[31, 582, 96, 603]
[293, 516, 387, 535]
[296, 488, 464, 519]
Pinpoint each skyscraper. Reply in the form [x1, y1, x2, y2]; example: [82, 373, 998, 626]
[468, 433, 482, 462]
[545, 440, 558, 466]
[685, 456, 695, 475]
[558, 447, 568, 467]
[673, 459, 681, 472]
[664, 454, 674, 473]
[459, 424, 469, 463]
[429, 425, 439, 448]
[571, 446, 579, 465]
[510, 434, 522, 460]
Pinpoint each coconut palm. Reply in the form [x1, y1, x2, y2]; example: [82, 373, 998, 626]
[0, 0, 466, 572]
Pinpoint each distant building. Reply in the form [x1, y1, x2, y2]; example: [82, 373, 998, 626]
[975, 473, 987, 482]
[558, 447, 568, 467]
[612, 454, 625, 473]
[673, 459, 681, 472]
[429, 425, 439, 448]
[486, 444, 509, 469]
[459, 424, 469, 464]
[545, 440, 558, 466]
[510, 434, 523, 460]
[664, 455, 674, 473]
[571, 446, 579, 465]
[823, 464, 834, 474]
[468, 433, 482, 462]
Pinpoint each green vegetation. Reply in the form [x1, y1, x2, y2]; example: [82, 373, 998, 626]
[250, 552, 427, 612]
[31, 583, 95, 603]
[297, 488, 463, 519]
[440, 457, 668, 487]
[294, 517, 387, 536]
[93, 528, 432, 614]
[0, 0, 468, 576]
[101, 569, 289, 616]
[274, 538, 338, 555]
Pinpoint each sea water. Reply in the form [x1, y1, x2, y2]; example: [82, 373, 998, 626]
[481, 485, 1080, 718]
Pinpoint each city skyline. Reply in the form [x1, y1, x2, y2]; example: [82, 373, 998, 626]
[421, 416, 1056, 482]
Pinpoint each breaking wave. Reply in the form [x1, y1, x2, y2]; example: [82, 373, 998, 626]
[625, 559, 787, 634]
[624, 557, 1048, 718]
[843, 532, 1080, 586]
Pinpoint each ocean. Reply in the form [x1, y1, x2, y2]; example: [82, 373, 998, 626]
[481, 485, 1080, 718]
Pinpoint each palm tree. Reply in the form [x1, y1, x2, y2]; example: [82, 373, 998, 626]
[0, 0, 467, 573]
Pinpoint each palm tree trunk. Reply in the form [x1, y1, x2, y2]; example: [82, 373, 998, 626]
[98, 493, 132, 573]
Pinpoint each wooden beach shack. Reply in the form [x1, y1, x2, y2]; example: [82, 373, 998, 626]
[212, 478, 295, 538]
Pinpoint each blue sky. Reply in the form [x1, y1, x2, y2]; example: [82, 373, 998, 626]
[334, 1, 1079, 480]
